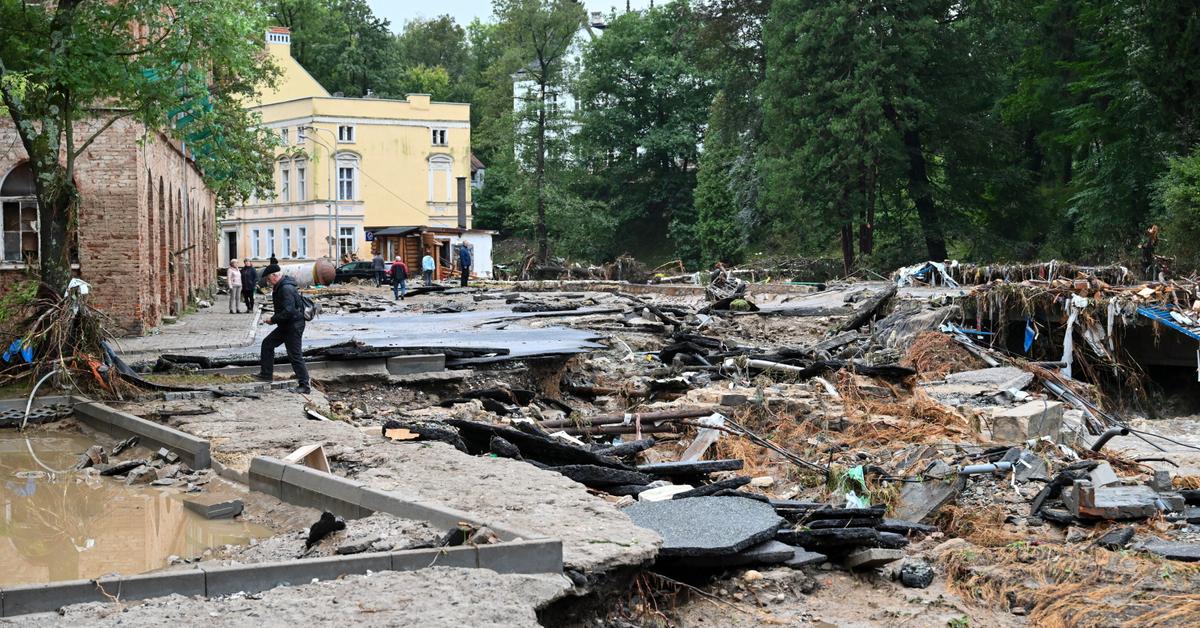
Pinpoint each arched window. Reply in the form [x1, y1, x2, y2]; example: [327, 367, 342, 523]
[428, 154, 453, 202]
[0, 163, 38, 262]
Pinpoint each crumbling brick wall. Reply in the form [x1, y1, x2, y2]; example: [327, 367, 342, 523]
[0, 116, 217, 335]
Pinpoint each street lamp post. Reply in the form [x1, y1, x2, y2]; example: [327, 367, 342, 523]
[303, 126, 340, 260]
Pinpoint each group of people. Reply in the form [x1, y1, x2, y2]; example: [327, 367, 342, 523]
[225, 259, 263, 314]
[227, 242, 475, 398]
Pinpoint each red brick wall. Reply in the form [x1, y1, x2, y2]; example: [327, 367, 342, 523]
[0, 116, 217, 335]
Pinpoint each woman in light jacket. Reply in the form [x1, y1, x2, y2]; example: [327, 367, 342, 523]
[226, 259, 242, 313]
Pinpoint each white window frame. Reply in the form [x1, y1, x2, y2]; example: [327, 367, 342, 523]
[298, 226, 308, 258]
[431, 128, 447, 146]
[266, 227, 276, 259]
[282, 227, 292, 259]
[336, 154, 358, 201]
[338, 124, 355, 143]
[279, 160, 291, 202]
[295, 161, 307, 201]
[0, 199, 38, 263]
[251, 228, 261, 259]
[338, 226, 356, 259]
[297, 125, 307, 142]
[280, 128, 289, 145]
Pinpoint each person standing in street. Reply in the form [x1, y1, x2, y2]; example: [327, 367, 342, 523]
[240, 259, 258, 314]
[372, 252, 386, 287]
[390, 256, 408, 300]
[255, 264, 311, 394]
[458, 243, 472, 287]
[226, 259, 242, 313]
[421, 251, 435, 286]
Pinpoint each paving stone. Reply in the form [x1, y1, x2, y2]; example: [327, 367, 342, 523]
[183, 495, 244, 519]
[843, 548, 904, 570]
[625, 496, 783, 557]
[783, 550, 828, 569]
[991, 400, 1064, 442]
[637, 459, 744, 476]
[895, 462, 965, 523]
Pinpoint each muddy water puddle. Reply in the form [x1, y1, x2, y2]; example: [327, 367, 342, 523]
[0, 429, 272, 586]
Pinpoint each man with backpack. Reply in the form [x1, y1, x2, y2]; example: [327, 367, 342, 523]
[255, 264, 311, 394]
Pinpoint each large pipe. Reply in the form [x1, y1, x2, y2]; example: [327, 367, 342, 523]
[274, 260, 336, 288]
[1090, 426, 1130, 452]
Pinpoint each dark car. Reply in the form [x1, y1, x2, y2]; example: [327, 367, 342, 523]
[334, 261, 391, 284]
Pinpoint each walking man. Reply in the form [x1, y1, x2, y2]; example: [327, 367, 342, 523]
[390, 256, 408, 300]
[240, 259, 257, 313]
[372, 252, 386, 287]
[255, 264, 311, 394]
[227, 259, 242, 313]
[421, 251, 435, 286]
[458, 243, 472, 287]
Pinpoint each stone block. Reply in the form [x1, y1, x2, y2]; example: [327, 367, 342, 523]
[1, 579, 100, 617]
[1070, 483, 1160, 520]
[991, 400, 1064, 442]
[895, 462, 964, 523]
[202, 553, 392, 597]
[844, 548, 904, 570]
[476, 539, 564, 574]
[183, 495, 244, 519]
[1151, 470, 1173, 492]
[945, 367, 1034, 391]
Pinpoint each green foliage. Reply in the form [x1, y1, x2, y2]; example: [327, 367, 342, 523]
[0, 278, 36, 324]
[693, 93, 746, 266]
[1155, 150, 1200, 269]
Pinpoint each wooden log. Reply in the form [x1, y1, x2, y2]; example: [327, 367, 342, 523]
[839, 284, 898, 332]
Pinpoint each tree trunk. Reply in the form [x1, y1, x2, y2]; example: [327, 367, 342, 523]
[536, 80, 548, 264]
[35, 162, 74, 294]
[840, 222, 855, 276]
[901, 127, 948, 261]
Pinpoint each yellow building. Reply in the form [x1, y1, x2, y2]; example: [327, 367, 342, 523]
[220, 27, 482, 269]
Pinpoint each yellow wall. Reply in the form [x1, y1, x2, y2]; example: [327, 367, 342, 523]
[224, 31, 473, 261]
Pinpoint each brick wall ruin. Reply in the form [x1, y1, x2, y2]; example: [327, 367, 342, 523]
[0, 117, 217, 334]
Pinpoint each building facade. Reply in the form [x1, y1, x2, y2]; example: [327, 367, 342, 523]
[220, 28, 475, 265]
[0, 118, 218, 334]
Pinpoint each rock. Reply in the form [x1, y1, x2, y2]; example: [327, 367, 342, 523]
[1137, 538, 1200, 562]
[86, 445, 108, 466]
[156, 464, 181, 481]
[1089, 462, 1120, 488]
[1150, 470, 1173, 492]
[784, 550, 828, 569]
[895, 461, 964, 523]
[336, 535, 382, 555]
[149, 478, 178, 487]
[624, 496, 784, 557]
[750, 476, 775, 488]
[1095, 526, 1135, 550]
[98, 459, 147, 476]
[991, 400, 1064, 442]
[742, 570, 763, 582]
[1065, 527, 1089, 543]
[637, 459, 744, 476]
[124, 465, 156, 485]
[183, 495, 245, 519]
[844, 548, 904, 570]
[900, 561, 935, 588]
[489, 435, 522, 459]
[553, 464, 652, 488]
[638, 484, 695, 502]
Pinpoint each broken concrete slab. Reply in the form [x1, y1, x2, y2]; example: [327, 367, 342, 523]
[1089, 462, 1120, 488]
[1001, 448, 1050, 483]
[776, 527, 880, 551]
[1065, 481, 1160, 520]
[125, 465, 156, 485]
[624, 496, 783, 557]
[946, 367, 1034, 391]
[784, 550, 828, 569]
[1138, 538, 1200, 562]
[895, 461, 965, 523]
[183, 495, 245, 519]
[680, 540, 798, 568]
[991, 400, 1064, 442]
[1150, 470, 1173, 492]
[844, 548, 904, 570]
[877, 519, 938, 537]
[638, 459, 744, 476]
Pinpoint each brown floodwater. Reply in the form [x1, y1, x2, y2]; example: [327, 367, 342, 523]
[0, 429, 273, 586]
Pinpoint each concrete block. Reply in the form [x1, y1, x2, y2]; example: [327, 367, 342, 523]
[1070, 482, 1160, 520]
[183, 495, 244, 519]
[74, 400, 211, 469]
[991, 400, 1064, 442]
[280, 464, 368, 519]
[1, 579, 100, 617]
[1089, 462, 1120, 488]
[202, 553, 392, 597]
[391, 546, 478, 571]
[385, 354, 446, 375]
[248, 456, 287, 499]
[477, 539, 564, 574]
[359, 488, 479, 529]
[843, 548, 904, 570]
[94, 570, 206, 605]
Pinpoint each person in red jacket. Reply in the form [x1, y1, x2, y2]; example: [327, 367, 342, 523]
[389, 256, 408, 300]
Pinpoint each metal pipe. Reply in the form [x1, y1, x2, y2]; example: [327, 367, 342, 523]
[21, 369, 59, 431]
[958, 462, 1013, 476]
[276, 260, 336, 288]
[1090, 426, 1130, 452]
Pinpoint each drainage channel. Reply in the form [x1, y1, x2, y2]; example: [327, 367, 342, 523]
[0, 395, 564, 618]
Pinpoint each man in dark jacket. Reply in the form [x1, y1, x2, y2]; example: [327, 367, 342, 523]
[371, 253, 386, 287]
[255, 264, 311, 394]
[240, 259, 257, 313]
[458, 243, 472, 287]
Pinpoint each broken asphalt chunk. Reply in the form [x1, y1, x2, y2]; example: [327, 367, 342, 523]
[380, 419, 468, 453]
[637, 459, 744, 476]
[776, 527, 880, 551]
[679, 540, 799, 568]
[670, 476, 751, 500]
[625, 496, 784, 558]
[552, 464, 652, 488]
[183, 495, 244, 520]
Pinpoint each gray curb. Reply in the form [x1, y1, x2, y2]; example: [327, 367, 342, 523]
[71, 397, 211, 469]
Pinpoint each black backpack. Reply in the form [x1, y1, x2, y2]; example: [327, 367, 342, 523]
[301, 295, 320, 321]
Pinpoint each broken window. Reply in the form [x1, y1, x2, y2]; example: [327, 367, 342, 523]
[0, 163, 38, 263]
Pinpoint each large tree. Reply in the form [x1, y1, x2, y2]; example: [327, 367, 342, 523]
[0, 0, 279, 293]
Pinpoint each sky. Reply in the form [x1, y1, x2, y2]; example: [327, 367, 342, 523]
[367, 0, 657, 31]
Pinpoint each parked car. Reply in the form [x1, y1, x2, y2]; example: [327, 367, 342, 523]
[334, 261, 390, 283]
